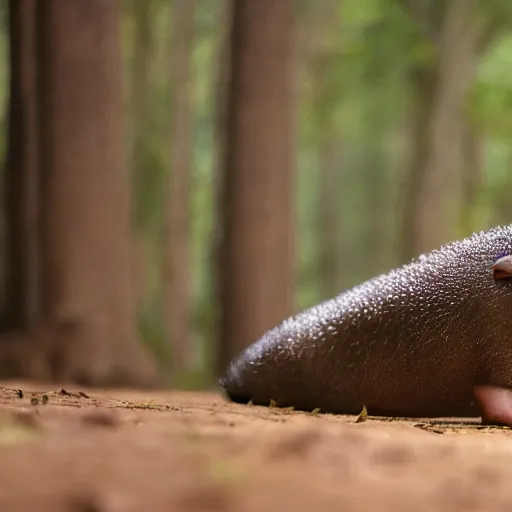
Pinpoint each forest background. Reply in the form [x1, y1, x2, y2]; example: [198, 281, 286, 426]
[1, 0, 511, 389]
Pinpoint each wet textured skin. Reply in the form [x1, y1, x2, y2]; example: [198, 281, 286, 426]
[218, 225, 512, 425]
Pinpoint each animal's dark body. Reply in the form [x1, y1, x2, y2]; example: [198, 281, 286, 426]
[218, 225, 512, 425]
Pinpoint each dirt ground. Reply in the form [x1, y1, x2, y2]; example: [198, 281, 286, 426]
[0, 383, 512, 512]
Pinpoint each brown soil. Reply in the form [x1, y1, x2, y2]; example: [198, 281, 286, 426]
[0, 382, 511, 512]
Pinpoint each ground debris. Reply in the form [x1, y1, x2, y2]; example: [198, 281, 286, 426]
[355, 406, 368, 423]
[414, 419, 510, 434]
[0, 386, 179, 412]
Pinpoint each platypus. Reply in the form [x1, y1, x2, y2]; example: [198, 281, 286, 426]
[218, 225, 512, 425]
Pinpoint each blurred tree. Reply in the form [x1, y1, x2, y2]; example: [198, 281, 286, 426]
[459, 120, 484, 235]
[460, 0, 512, 232]
[400, 0, 480, 257]
[308, 5, 345, 299]
[128, 0, 153, 183]
[3, 0, 512, 387]
[317, 138, 344, 297]
[4, 0, 40, 330]
[400, 58, 437, 262]
[192, 0, 230, 379]
[472, 29, 512, 227]
[35, 0, 159, 386]
[217, 0, 296, 374]
[127, 0, 154, 308]
[163, 0, 196, 382]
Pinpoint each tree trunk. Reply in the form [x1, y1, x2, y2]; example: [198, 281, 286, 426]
[208, 0, 231, 382]
[163, 0, 196, 382]
[37, 0, 159, 387]
[308, 8, 344, 299]
[3, 0, 40, 330]
[317, 138, 343, 298]
[217, 0, 296, 375]
[408, 0, 478, 256]
[400, 64, 438, 262]
[459, 120, 484, 236]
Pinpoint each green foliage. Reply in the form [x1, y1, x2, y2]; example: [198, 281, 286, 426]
[120, 0, 512, 378]
[472, 36, 512, 139]
[123, 0, 223, 372]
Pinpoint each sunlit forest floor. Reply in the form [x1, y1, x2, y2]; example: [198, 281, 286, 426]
[0, 385, 511, 511]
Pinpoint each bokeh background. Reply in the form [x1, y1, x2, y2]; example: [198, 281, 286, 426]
[0, 0, 511, 390]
